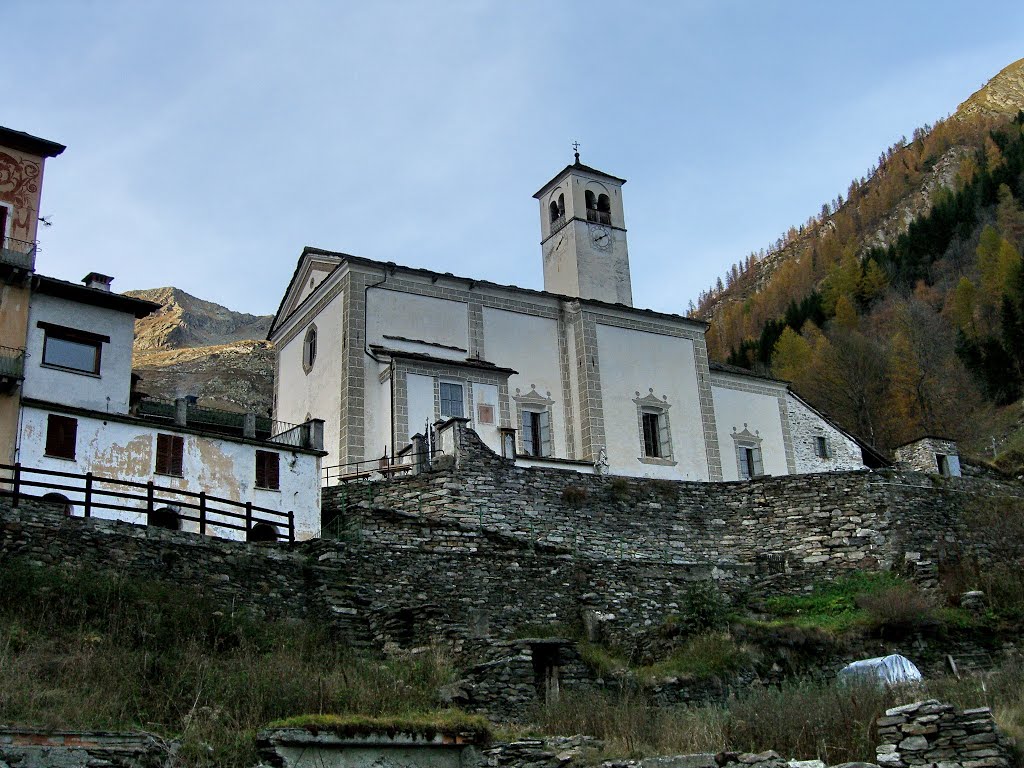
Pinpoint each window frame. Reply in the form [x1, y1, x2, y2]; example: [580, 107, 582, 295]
[44, 414, 78, 460]
[155, 433, 185, 477]
[439, 381, 465, 419]
[731, 424, 765, 480]
[633, 389, 676, 466]
[814, 435, 831, 460]
[521, 407, 552, 458]
[38, 321, 108, 376]
[302, 324, 317, 374]
[255, 449, 281, 490]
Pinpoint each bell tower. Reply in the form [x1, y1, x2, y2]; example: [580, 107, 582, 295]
[533, 148, 633, 306]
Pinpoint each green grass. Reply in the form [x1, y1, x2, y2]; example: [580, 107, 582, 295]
[638, 633, 754, 681]
[269, 710, 491, 741]
[760, 572, 941, 634]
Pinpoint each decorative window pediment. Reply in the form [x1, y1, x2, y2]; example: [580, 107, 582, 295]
[732, 424, 764, 479]
[633, 389, 676, 465]
[514, 385, 555, 457]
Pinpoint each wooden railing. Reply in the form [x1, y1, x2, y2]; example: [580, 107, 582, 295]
[0, 463, 294, 542]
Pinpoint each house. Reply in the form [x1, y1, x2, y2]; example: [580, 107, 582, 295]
[0, 126, 325, 541]
[269, 154, 869, 482]
[0, 126, 65, 465]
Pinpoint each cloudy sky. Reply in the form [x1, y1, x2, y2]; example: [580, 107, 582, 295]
[7, 1, 1023, 316]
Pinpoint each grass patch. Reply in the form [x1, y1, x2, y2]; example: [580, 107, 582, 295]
[269, 710, 491, 741]
[0, 559, 454, 768]
[577, 641, 629, 678]
[761, 572, 939, 634]
[638, 633, 754, 681]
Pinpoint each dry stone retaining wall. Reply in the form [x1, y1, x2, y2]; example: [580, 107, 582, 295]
[875, 699, 1011, 768]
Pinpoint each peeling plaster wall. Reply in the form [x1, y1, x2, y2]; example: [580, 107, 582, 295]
[23, 292, 135, 413]
[17, 405, 321, 539]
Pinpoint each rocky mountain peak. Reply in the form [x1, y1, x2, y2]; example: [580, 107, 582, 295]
[125, 287, 272, 352]
[956, 57, 1024, 118]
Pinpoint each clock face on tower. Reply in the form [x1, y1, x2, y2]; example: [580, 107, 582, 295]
[590, 224, 612, 251]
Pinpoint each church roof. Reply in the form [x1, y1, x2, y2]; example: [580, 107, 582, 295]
[532, 158, 627, 199]
[270, 247, 709, 338]
[368, 345, 519, 375]
[708, 361, 786, 383]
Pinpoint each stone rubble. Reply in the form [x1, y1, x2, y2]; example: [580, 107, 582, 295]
[874, 699, 1011, 768]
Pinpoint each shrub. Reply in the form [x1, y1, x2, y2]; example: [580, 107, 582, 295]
[561, 485, 589, 507]
[640, 632, 754, 680]
[855, 584, 937, 635]
[664, 581, 732, 638]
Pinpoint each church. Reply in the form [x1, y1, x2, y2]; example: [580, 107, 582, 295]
[269, 155, 868, 481]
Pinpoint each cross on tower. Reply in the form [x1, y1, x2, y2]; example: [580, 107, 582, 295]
[572, 141, 580, 163]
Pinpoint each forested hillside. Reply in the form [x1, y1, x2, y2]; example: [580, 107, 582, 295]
[695, 59, 1024, 463]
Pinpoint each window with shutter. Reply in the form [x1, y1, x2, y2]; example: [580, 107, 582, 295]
[814, 436, 831, 459]
[521, 409, 552, 457]
[737, 446, 751, 479]
[155, 434, 184, 476]
[255, 450, 280, 490]
[439, 382, 464, 418]
[45, 414, 77, 460]
[642, 412, 661, 458]
[538, 409, 551, 457]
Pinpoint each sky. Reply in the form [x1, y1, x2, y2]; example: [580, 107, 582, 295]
[7, 1, 1024, 316]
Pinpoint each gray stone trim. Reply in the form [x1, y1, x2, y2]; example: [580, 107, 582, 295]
[693, 340, 723, 481]
[341, 272, 369, 464]
[777, 394, 797, 474]
[556, 307, 577, 460]
[589, 311, 704, 341]
[467, 301, 485, 359]
[378, 278, 561, 320]
[731, 425, 765, 479]
[391, 358, 511, 450]
[273, 268, 349, 348]
[573, 307, 606, 461]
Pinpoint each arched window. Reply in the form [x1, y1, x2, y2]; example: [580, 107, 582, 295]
[549, 201, 560, 222]
[548, 194, 565, 224]
[248, 522, 279, 543]
[302, 325, 317, 373]
[148, 507, 181, 531]
[585, 190, 596, 210]
[596, 194, 611, 224]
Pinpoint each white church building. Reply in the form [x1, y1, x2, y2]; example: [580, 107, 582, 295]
[269, 155, 867, 482]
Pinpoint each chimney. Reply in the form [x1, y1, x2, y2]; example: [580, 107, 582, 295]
[82, 272, 114, 291]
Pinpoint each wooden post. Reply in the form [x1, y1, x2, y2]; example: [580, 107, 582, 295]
[147, 481, 155, 517]
[288, 511, 295, 542]
[84, 472, 93, 518]
[199, 491, 207, 536]
[12, 463, 20, 509]
[245, 501, 253, 537]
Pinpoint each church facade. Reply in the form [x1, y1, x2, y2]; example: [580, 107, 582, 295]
[269, 157, 866, 481]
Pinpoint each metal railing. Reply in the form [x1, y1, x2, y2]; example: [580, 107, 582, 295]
[0, 462, 294, 542]
[136, 399, 316, 448]
[0, 346, 25, 380]
[0, 237, 37, 272]
[586, 209, 611, 225]
[321, 450, 439, 486]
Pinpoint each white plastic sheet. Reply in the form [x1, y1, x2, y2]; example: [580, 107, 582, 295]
[837, 654, 922, 686]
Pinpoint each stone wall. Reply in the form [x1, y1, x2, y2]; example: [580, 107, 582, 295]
[0, 726, 170, 768]
[323, 422, 1021, 595]
[875, 699, 1012, 768]
[895, 438, 962, 476]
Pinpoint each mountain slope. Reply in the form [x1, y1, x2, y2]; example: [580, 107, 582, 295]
[127, 288, 274, 413]
[694, 58, 1024, 459]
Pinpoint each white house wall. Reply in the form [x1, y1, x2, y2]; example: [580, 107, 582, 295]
[18, 406, 321, 540]
[23, 293, 135, 414]
[786, 393, 865, 473]
[275, 290, 344, 467]
[711, 381, 790, 481]
[482, 307, 565, 458]
[596, 324, 709, 480]
[367, 288, 469, 354]
[471, 382, 501, 452]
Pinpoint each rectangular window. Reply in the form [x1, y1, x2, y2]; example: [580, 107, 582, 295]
[0, 206, 7, 242]
[642, 412, 661, 458]
[255, 450, 280, 490]
[522, 409, 551, 457]
[439, 382, 464, 418]
[738, 445, 764, 479]
[936, 454, 950, 476]
[155, 434, 184, 476]
[45, 414, 77, 460]
[39, 322, 108, 375]
[814, 436, 831, 459]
